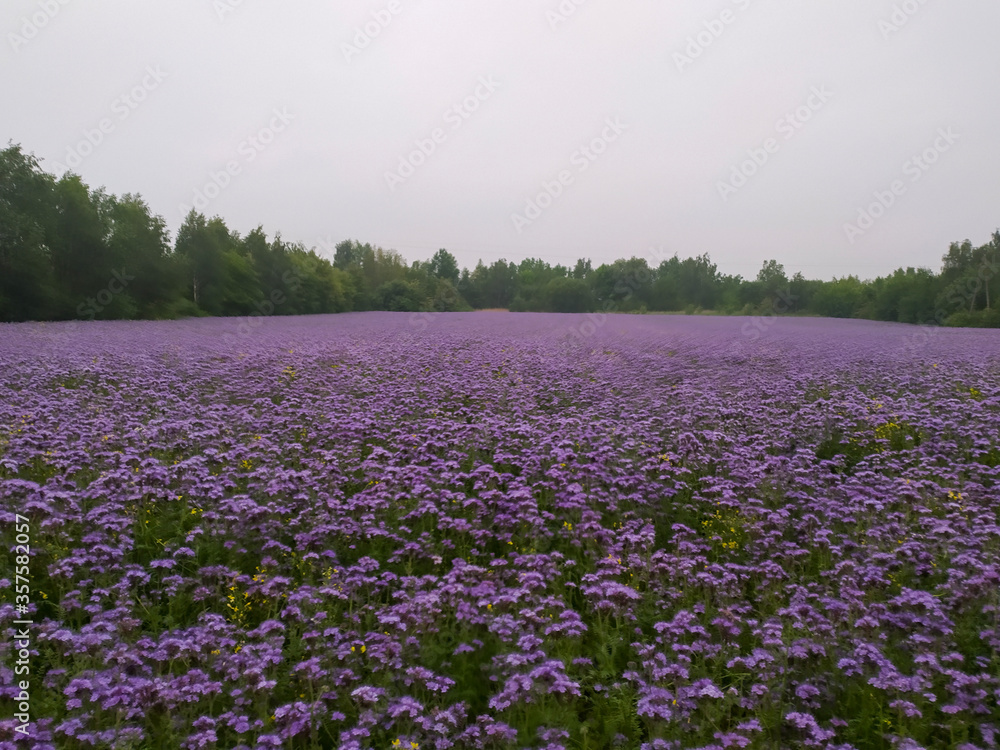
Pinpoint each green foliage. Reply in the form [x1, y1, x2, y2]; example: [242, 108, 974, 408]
[546, 276, 594, 313]
[815, 419, 922, 473]
[811, 276, 866, 318]
[428, 248, 460, 283]
[429, 279, 468, 312]
[2, 142, 999, 328]
[654, 253, 720, 311]
[0, 145, 58, 321]
[375, 279, 424, 312]
[946, 308, 1000, 328]
[756, 258, 788, 304]
[871, 267, 938, 323]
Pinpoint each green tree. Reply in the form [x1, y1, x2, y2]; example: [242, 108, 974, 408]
[333, 239, 367, 270]
[472, 259, 517, 309]
[871, 267, 938, 324]
[285, 247, 352, 314]
[756, 259, 788, 308]
[571, 258, 592, 280]
[546, 276, 594, 312]
[788, 272, 820, 314]
[429, 278, 467, 312]
[591, 258, 652, 310]
[175, 212, 260, 315]
[376, 278, 424, 311]
[98, 193, 180, 317]
[673, 254, 719, 310]
[50, 174, 113, 316]
[0, 144, 57, 321]
[809, 276, 865, 318]
[429, 248, 460, 283]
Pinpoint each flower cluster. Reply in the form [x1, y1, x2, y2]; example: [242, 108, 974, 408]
[1, 313, 998, 749]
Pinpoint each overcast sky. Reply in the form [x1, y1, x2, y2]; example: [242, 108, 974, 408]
[4, 0, 999, 280]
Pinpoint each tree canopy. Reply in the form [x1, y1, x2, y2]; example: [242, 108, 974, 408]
[1, 143, 997, 327]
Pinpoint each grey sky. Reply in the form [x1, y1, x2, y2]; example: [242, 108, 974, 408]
[4, 0, 999, 280]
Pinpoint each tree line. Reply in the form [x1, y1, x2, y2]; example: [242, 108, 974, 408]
[2, 143, 998, 327]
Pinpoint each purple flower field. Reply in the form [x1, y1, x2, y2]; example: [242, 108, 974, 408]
[2, 313, 999, 750]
